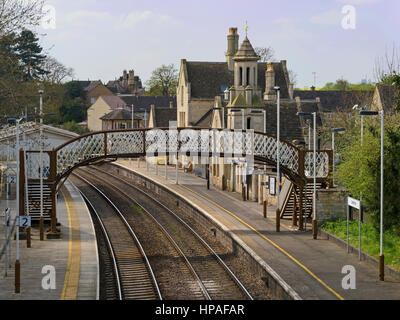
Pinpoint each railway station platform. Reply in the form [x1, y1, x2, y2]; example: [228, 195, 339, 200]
[116, 159, 400, 300]
[0, 180, 98, 300]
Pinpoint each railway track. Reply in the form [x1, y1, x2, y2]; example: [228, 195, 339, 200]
[78, 166, 253, 300]
[71, 174, 162, 300]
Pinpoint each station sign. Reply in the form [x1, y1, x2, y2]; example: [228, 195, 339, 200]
[18, 216, 31, 228]
[7, 176, 16, 184]
[348, 197, 361, 210]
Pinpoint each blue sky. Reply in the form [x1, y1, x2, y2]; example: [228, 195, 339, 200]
[40, 0, 399, 88]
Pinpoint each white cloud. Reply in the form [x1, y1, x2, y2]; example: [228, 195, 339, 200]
[336, 0, 380, 4]
[61, 10, 112, 27]
[116, 10, 179, 30]
[310, 10, 342, 25]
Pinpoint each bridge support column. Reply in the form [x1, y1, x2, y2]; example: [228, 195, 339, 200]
[276, 208, 281, 233]
[263, 200, 268, 218]
[298, 186, 304, 231]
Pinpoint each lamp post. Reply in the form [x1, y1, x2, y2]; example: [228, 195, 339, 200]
[15, 116, 25, 293]
[274, 86, 281, 232]
[353, 104, 368, 145]
[297, 111, 318, 239]
[39, 90, 44, 241]
[306, 119, 312, 150]
[359, 110, 385, 281]
[331, 127, 346, 186]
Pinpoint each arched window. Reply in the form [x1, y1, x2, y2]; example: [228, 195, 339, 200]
[239, 67, 243, 86]
[246, 67, 250, 86]
[253, 67, 256, 86]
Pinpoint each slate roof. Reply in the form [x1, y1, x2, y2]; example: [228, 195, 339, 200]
[294, 90, 373, 112]
[154, 109, 177, 127]
[77, 80, 102, 92]
[376, 84, 399, 111]
[233, 37, 259, 61]
[100, 96, 128, 110]
[101, 109, 133, 121]
[121, 96, 177, 112]
[185, 62, 269, 99]
[263, 101, 305, 143]
[185, 61, 291, 100]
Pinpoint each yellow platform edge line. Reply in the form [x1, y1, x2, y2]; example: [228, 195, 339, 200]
[60, 187, 81, 300]
[178, 183, 345, 301]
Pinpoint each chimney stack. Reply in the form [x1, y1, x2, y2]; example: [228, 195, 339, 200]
[226, 27, 239, 71]
[128, 70, 135, 93]
[264, 63, 276, 101]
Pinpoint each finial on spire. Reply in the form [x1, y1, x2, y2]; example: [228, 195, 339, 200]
[244, 21, 248, 37]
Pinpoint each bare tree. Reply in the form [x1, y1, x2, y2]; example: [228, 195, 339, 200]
[41, 57, 75, 84]
[288, 69, 298, 87]
[254, 47, 275, 62]
[374, 43, 400, 84]
[0, 0, 44, 36]
[146, 64, 178, 96]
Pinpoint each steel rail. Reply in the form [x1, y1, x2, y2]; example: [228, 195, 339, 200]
[73, 172, 162, 300]
[76, 169, 211, 300]
[88, 166, 254, 300]
[78, 190, 122, 300]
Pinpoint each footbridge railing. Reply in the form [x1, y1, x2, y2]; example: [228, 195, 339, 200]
[19, 128, 332, 233]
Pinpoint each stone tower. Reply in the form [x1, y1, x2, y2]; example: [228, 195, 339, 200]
[226, 36, 263, 131]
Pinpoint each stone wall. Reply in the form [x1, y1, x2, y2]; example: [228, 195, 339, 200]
[316, 188, 348, 225]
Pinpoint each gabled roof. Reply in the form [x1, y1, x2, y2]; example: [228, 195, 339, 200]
[121, 96, 177, 111]
[77, 80, 103, 92]
[294, 90, 373, 112]
[375, 84, 399, 111]
[99, 96, 128, 110]
[185, 61, 268, 99]
[101, 109, 133, 121]
[231, 93, 247, 107]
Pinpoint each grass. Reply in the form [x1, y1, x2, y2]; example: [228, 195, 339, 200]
[322, 220, 400, 272]
[131, 205, 143, 213]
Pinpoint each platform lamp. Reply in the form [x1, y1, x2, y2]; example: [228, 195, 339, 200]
[297, 111, 317, 239]
[359, 109, 385, 281]
[274, 86, 281, 232]
[14, 116, 26, 293]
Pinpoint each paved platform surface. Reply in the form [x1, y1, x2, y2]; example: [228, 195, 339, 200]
[116, 159, 400, 300]
[0, 180, 98, 300]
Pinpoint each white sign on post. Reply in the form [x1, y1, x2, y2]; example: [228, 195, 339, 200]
[7, 176, 16, 184]
[18, 216, 31, 228]
[348, 197, 361, 210]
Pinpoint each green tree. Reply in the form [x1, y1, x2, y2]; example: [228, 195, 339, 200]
[62, 121, 89, 135]
[336, 113, 400, 235]
[14, 29, 48, 80]
[146, 64, 178, 96]
[58, 81, 87, 123]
